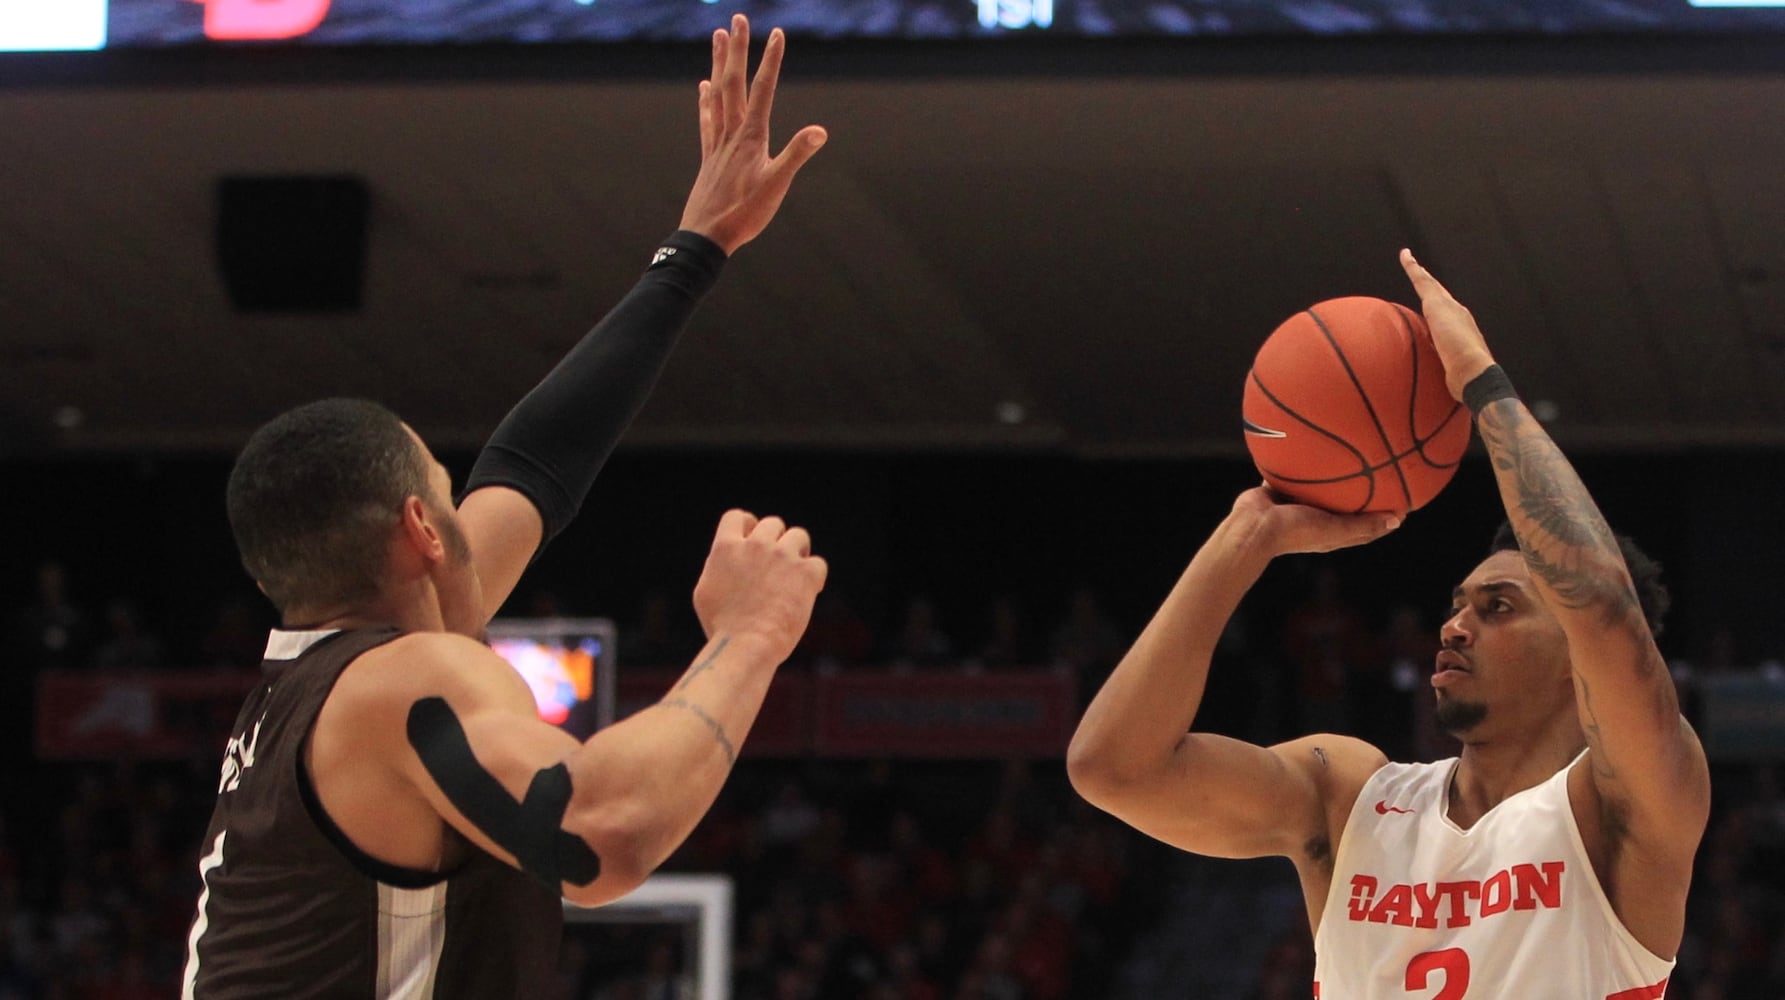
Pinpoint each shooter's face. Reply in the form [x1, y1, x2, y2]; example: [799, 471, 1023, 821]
[1435, 551, 1573, 738]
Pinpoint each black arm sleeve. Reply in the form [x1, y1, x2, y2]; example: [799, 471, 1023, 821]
[461, 230, 726, 548]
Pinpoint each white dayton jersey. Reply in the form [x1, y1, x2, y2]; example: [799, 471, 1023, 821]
[1312, 754, 1673, 1000]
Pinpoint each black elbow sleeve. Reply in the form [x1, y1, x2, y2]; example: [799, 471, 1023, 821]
[462, 231, 725, 547]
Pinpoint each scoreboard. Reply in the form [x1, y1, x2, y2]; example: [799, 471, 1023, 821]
[5, 0, 1785, 51]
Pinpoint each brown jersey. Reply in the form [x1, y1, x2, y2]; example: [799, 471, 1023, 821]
[182, 627, 562, 999]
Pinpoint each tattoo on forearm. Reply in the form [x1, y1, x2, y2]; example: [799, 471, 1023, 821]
[661, 697, 736, 764]
[1475, 400, 1642, 630]
[673, 637, 730, 692]
[1515, 542, 1642, 628]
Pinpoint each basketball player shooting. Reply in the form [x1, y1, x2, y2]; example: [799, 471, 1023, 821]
[1068, 251, 1709, 998]
[182, 17, 829, 997]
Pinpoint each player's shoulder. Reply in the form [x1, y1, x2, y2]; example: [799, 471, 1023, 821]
[1269, 735, 1391, 873]
[1274, 733, 1391, 799]
[341, 630, 530, 712]
[1276, 733, 1390, 775]
[374, 629, 496, 662]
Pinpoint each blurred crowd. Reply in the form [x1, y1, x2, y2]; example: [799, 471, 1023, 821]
[4, 556, 1784, 999]
[579, 758, 1167, 1000]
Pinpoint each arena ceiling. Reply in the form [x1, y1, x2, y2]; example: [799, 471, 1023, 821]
[1, 37, 1783, 458]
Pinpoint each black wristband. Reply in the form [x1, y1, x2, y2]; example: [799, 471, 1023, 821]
[647, 230, 726, 289]
[1463, 364, 1518, 416]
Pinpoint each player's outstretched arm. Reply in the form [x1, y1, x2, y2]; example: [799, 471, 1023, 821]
[345, 510, 825, 906]
[1400, 250, 1711, 853]
[455, 15, 826, 631]
[1068, 489, 1396, 862]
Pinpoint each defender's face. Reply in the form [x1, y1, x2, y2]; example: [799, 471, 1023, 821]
[1434, 550, 1573, 737]
[430, 462, 486, 638]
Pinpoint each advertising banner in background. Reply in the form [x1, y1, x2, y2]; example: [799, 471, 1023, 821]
[36, 671, 261, 759]
[37, 667, 1076, 759]
[1701, 672, 1785, 761]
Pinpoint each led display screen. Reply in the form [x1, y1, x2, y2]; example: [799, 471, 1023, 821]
[6, 0, 1785, 51]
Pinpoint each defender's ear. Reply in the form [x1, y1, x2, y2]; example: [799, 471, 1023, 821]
[398, 495, 448, 565]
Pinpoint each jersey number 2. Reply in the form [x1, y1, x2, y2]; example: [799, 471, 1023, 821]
[1406, 948, 1470, 1000]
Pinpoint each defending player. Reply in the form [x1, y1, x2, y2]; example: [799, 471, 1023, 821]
[1068, 251, 1709, 998]
[183, 17, 828, 997]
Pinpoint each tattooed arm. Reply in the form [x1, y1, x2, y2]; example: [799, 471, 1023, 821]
[1400, 251, 1710, 855]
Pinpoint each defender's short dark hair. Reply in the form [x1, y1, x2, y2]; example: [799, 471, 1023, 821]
[227, 398, 431, 615]
[1489, 521, 1670, 637]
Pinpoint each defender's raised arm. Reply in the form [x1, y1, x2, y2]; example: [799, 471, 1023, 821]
[455, 16, 827, 631]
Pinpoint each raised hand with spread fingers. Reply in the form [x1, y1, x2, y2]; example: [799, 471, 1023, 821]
[680, 14, 828, 255]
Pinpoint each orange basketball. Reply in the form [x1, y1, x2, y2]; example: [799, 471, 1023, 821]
[1243, 297, 1470, 515]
